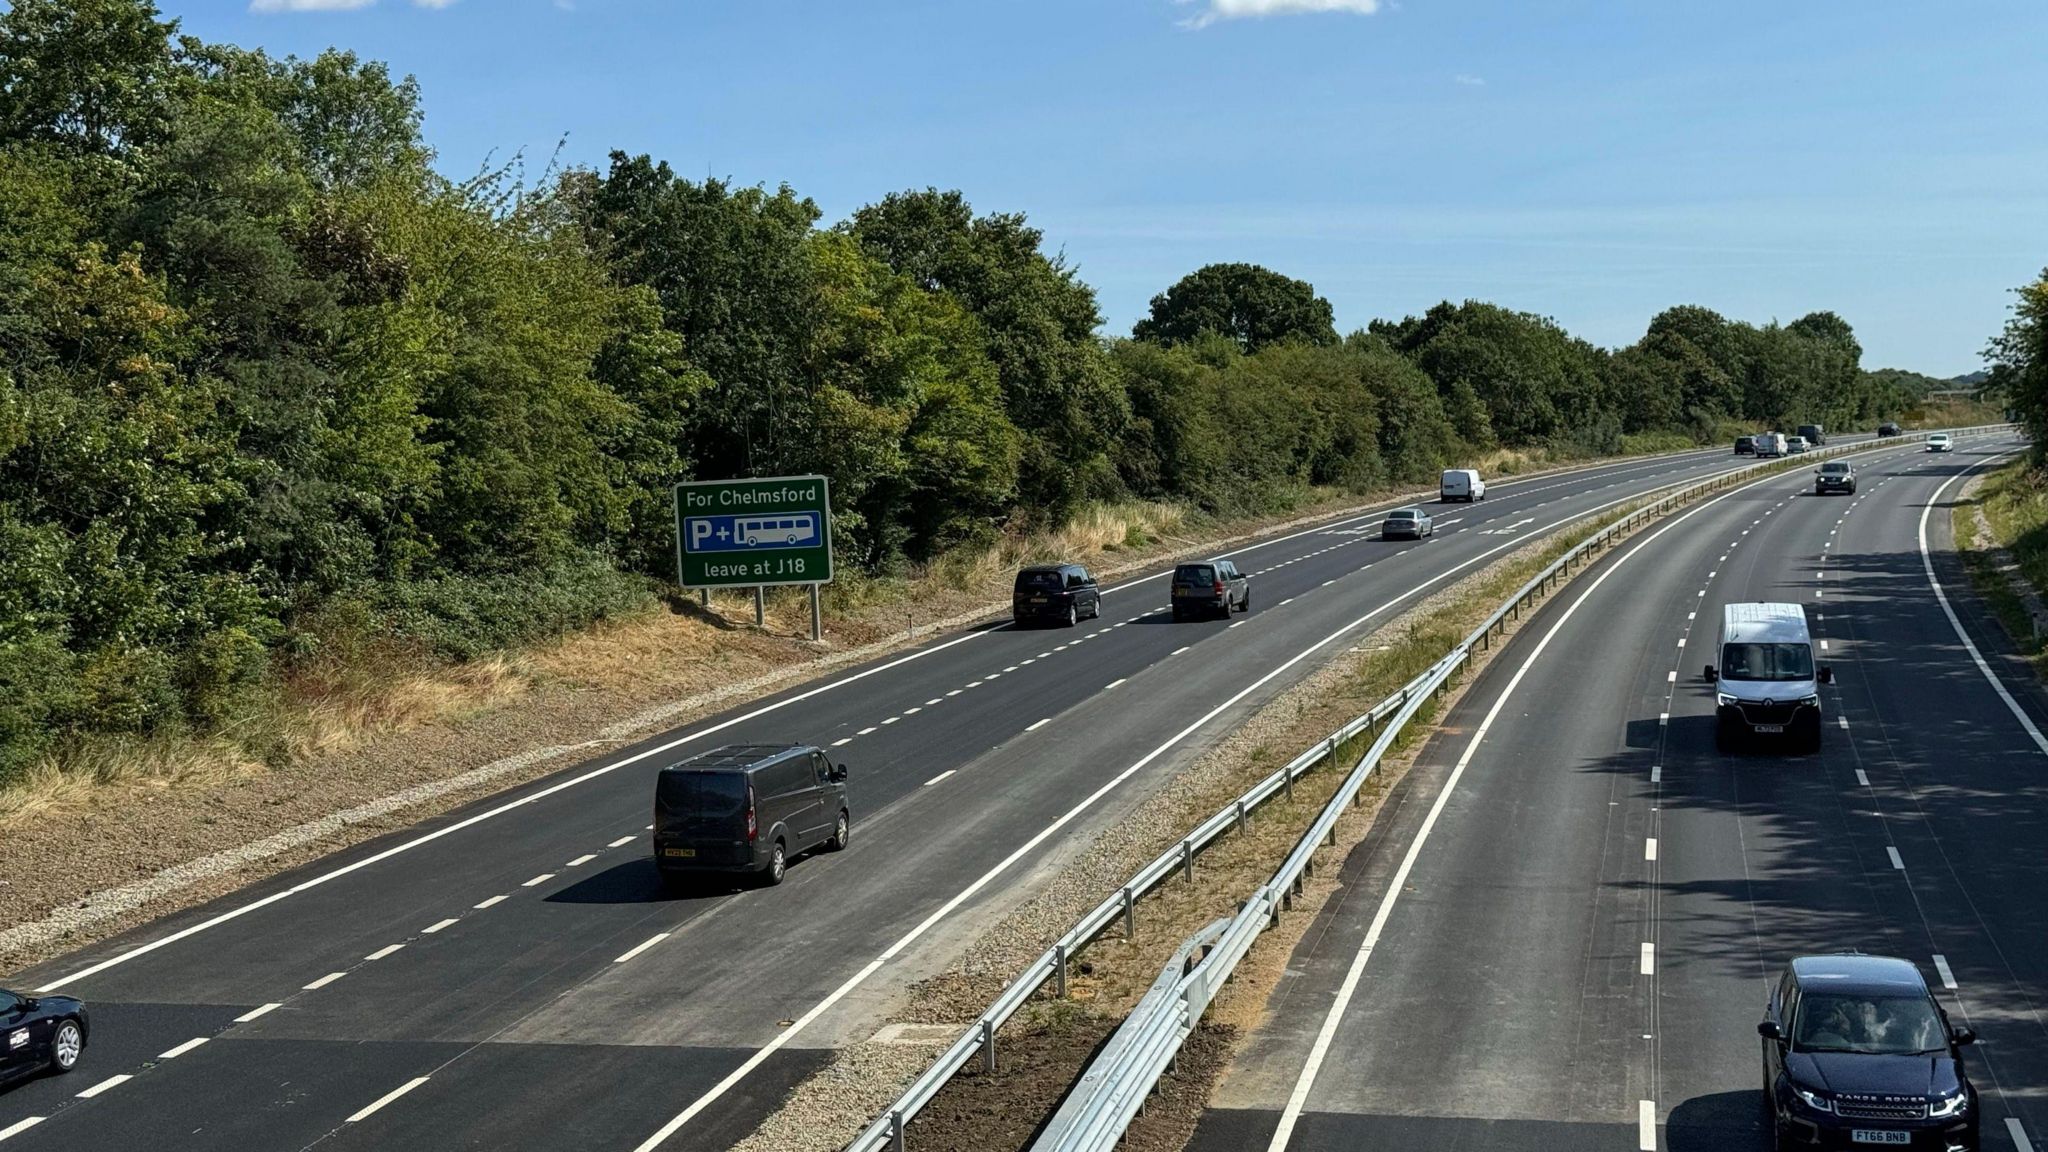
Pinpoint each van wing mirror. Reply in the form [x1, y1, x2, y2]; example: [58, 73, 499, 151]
[1704, 665, 1717, 682]
[1817, 666, 1834, 685]
[831, 764, 848, 782]
[1952, 1027, 1976, 1046]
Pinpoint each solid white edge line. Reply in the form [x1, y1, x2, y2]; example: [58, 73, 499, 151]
[649, 482, 1703, 1152]
[1026, 718, 1052, 731]
[1916, 449, 2048, 756]
[1262, 456, 1795, 1152]
[0, 1117, 44, 1142]
[345, 1076, 431, 1123]
[1640, 1099, 1658, 1150]
[1104, 678, 1126, 690]
[1932, 953, 1958, 990]
[159, 1036, 209, 1059]
[76, 1073, 133, 1099]
[2008, 1117, 2037, 1152]
[614, 932, 671, 964]
[31, 446, 1794, 995]
[923, 770, 956, 787]
[234, 1002, 281, 1023]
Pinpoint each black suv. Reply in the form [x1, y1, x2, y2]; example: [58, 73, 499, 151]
[1879, 422, 1902, 438]
[653, 744, 849, 887]
[1170, 560, 1249, 621]
[1815, 461, 1856, 495]
[1013, 564, 1101, 628]
[1760, 954, 1978, 1151]
[1736, 435, 1757, 455]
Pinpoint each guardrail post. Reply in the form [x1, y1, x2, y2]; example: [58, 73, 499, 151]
[1054, 944, 1068, 998]
[1122, 886, 1136, 939]
[1236, 798, 1248, 834]
[890, 1109, 905, 1152]
[1181, 839, 1194, 884]
[981, 1018, 996, 1073]
[1284, 764, 1294, 802]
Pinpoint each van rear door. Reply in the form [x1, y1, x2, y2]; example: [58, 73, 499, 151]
[656, 770, 751, 864]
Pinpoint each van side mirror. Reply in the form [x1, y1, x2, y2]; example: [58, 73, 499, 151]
[1757, 1021, 1783, 1041]
[831, 765, 848, 782]
[1817, 666, 1834, 684]
[1952, 1027, 1976, 1046]
[1704, 665, 1717, 682]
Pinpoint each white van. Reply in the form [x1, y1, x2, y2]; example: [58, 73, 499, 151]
[1753, 432, 1788, 458]
[1704, 602, 1832, 752]
[1439, 468, 1485, 502]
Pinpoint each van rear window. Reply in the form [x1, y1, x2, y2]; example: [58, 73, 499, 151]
[1720, 643, 1813, 682]
[1174, 564, 1217, 585]
[1016, 571, 1064, 591]
[657, 771, 748, 818]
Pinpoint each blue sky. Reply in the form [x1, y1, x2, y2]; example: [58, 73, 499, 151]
[178, 0, 2047, 374]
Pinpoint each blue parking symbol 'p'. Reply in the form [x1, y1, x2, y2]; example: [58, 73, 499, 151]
[683, 512, 821, 554]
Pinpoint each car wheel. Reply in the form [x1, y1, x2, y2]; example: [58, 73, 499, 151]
[51, 1020, 82, 1073]
[762, 840, 787, 886]
[1088, 598, 1102, 620]
[1242, 591, 1251, 613]
[1064, 603, 1077, 628]
[826, 810, 850, 852]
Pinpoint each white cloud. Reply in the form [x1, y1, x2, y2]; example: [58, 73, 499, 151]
[414, 0, 460, 7]
[1179, 0, 1381, 30]
[1454, 73, 1485, 86]
[250, 0, 375, 10]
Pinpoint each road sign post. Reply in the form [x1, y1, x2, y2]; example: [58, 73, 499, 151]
[674, 474, 833, 639]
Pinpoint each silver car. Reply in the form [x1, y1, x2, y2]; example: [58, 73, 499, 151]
[1381, 507, 1434, 540]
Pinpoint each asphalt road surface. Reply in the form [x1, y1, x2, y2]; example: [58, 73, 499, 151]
[1189, 434, 2044, 1152]
[0, 439, 1918, 1152]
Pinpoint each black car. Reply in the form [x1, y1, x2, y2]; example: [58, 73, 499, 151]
[1, 987, 88, 1084]
[653, 744, 848, 888]
[1760, 954, 1978, 1151]
[1815, 461, 1856, 495]
[1013, 564, 1101, 628]
[1879, 422, 1902, 438]
[1736, 435, 1757, 455]
[1170, 560, 1249, 621]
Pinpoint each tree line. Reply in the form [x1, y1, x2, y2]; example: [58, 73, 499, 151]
[0, 1, 1946, 781]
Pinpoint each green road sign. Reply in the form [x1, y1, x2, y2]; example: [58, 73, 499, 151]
[674, 474, 834, 589]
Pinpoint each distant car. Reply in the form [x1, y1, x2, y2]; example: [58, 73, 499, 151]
[1786, 436, 1810, 453]
[1735, 436, 1756, 455]
[1814, 461, 1856, 496]
[1381, 507, 1434, 540]
[0, 987, 88, 1084]
[653, 744, 848, 888]
[1760, 954, 1979, 1152]
[1878, 422, 1902, 438]
[1796, 423, 1826, 446]
[1927, 433, 1953, 453]
[1170, 560, 1249, 621]
[1012, 564, 1101, 628]
[1439, 468, 1485, 502]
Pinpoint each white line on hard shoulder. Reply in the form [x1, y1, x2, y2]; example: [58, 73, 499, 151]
[924, 770, 955, 786]
[1229, 620, 1244, 628]
[1171, 646, 1191, 656]
[1887, 846, 1905, 870]
[1279, 597, 1294, 606]
[1933, 954, 1958, 989]
[365, 944, 405, 961]
[346, 1076, 431, 1123]
[1105, 678, 1126, 690]
[614, 933, 670, 964]
[0, 1118, 45, 1142]
[303, 972, 347, 990]
[159, 1036, 209, 1059]
[1027, 718, 1052, 731]
[76, 1073, 132, 1099]
[1645, 838, 1658, 861]
[235, 1003, 281, 1023]
[474, 895, 508, 909]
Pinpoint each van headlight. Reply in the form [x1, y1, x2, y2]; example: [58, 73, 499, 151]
[1798, 695, 1820, 708]
[1717, 693, 1738, 708]
[1929, 1090, 1969, 1119]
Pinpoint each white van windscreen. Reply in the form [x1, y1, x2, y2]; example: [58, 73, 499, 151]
[1720, 643, 1813, 681]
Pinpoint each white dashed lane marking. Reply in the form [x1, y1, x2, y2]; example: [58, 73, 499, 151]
[159, 1036, 209, 1059]
[75, 1074, 132, 1099]
[0, 1118, 46, 1142]
[365, 944, 404, 961]
[566, 854, 596, 867]
[346, 1077, 431, 1124]
[1887, 846, 1905, 870]
[523, 873, 554, 887]
[474, 895, 508, 909]
[234, 1003, 281, 1023]
[303, 972, 346, 990]
[1933, 954, 1958, 990]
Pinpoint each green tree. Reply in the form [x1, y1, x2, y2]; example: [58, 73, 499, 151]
[1132, 262, 1338, 353]
[1988, 268, 2048, 451]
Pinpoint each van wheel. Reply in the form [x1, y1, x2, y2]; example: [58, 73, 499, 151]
[1087, 598, 1102, 620]
[50, 1020, 82, 1073]
[1064, 604, 1078, 628]
[762, 840, 786, 886]
[827, 810, 850, 851]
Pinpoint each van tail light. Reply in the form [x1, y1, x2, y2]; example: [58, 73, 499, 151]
[745, 786, 758, 842]
[1214, 580, 1226, 595]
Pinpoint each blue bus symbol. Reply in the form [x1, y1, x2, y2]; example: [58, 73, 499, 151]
[686, 512, 821, 553]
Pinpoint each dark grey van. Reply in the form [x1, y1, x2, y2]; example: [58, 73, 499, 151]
[653, 744, 848, 887]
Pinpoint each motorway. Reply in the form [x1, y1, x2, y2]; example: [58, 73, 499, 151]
[1188, 433, 2045, 1152]
[0, 439, 1907, 1152]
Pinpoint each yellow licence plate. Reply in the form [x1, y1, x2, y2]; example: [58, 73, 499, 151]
[663, 848, 696, 858]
